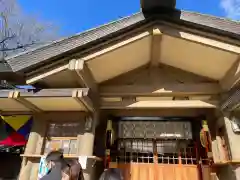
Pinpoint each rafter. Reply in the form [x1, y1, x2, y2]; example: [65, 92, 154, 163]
[101, 99, 218, 109]
[100, 83, 222, 97]
[12, 91, 42, 112]
[72, 89, 95, 112]
[81, 31, 151, 61]
[150, 28, 162, 67]
[26, 64, 69, 85]
[161, 26, 240, 54]
[69, 59, 98, 92]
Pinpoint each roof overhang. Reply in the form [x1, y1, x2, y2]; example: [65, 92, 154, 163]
[0, 88, 95, 112]
[5, 10, 240, 73]
[22, 24, 239, 89]
[1, 10, 239, 91]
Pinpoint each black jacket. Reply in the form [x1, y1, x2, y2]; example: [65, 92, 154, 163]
[40, 164, 62, 180]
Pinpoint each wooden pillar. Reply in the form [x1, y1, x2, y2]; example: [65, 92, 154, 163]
[78, 112, 98, 180]
[223, 113, 240, 160]
[216, 113, 240, 180]
[18, 161, 33, 180]
[24, 114, 45, 154]
[19, 114, 47, 180]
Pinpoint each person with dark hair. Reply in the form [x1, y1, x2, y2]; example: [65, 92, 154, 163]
[61, 160, 84, 180]
[99, 168, 123, 180]
[40, 150, 69, 180]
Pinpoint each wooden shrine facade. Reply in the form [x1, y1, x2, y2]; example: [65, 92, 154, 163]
[0, 3, 240, 180]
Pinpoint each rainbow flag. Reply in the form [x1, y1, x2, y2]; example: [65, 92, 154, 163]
[0, 115, 33, 146]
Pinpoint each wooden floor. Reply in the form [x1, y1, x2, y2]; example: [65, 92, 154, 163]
[109, 163, 212, 180]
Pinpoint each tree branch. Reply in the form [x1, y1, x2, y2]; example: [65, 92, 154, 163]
[0, 41, 45, 52]
[0, 34, 16, 44]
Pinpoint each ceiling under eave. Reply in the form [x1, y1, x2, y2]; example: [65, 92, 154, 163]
[1, 7, 239, 90]
[31, 25, 240, 89]
[83, 28, 239, 83]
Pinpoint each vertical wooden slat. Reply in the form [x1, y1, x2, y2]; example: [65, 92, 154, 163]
[140, 164, 148, 180]
[175, 166, 182, 180]
[131, 163, 138, 180]
[179, 151, 182, 165]
[111, 161, 202, 180]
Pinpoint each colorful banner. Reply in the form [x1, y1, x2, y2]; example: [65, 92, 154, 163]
[0, 115, 33, 146]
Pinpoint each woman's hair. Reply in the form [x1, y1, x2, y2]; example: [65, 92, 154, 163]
[46, 150, 64, 162]
[99, 168, 123, 180]
[62, 160, 84, 180]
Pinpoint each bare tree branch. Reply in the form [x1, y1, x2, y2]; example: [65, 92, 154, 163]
[0, 0, 58, 57]
[0, 35, 15, 44]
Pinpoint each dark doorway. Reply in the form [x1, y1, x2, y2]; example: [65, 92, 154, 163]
[0, 152, 22, 180]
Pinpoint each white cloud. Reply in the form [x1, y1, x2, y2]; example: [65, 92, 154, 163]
[220, 0, 240, 20]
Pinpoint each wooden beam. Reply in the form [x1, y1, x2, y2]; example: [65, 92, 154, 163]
[12, 91, 42, 112]
[100, 83, 222, 97]
[150, 28, 162, 66]
[101, 100, 218, 109]
[220, 57, 240, 90]
[82, 31, 151, 61]
[69, 59, 98, 91]
[26, 64, 69, 84]
[72, 89, 95, 112]
[16, 88, 89, 98]
[107, 109, 212, 117]
[162, 26, 240, 54]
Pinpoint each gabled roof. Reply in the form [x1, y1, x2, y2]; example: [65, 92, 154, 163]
[5, 9, 240, 73]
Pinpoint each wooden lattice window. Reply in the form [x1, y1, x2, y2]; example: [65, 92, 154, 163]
[44, 121, 82, 155]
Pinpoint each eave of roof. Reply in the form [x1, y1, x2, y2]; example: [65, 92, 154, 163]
[5, 9, 240, 74]
[0, 61, 12, 73]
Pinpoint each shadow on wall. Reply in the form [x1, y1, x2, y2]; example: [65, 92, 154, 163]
[0, 152, 21, 180]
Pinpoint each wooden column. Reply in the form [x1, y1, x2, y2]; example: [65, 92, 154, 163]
[223, 113, 240, 160]
[18, 161, 33, 180]
[24, 114, 44, 154]
[19, 114, 47, 180]
[78, 112, 99, 180]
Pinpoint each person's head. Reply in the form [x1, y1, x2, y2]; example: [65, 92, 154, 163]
[99, 168, 123, 180]
[45, 150, 66, 169]
[61, 160, 84, 180]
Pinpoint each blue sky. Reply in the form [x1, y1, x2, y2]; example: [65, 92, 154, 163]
[18, 0, 240, 36]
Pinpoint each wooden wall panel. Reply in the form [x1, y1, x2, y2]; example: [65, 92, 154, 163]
[111, 163, 201, 180]
[202, 166, 212, 180]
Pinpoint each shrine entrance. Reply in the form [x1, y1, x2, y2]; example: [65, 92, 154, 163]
[106, 116, 212, 180]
